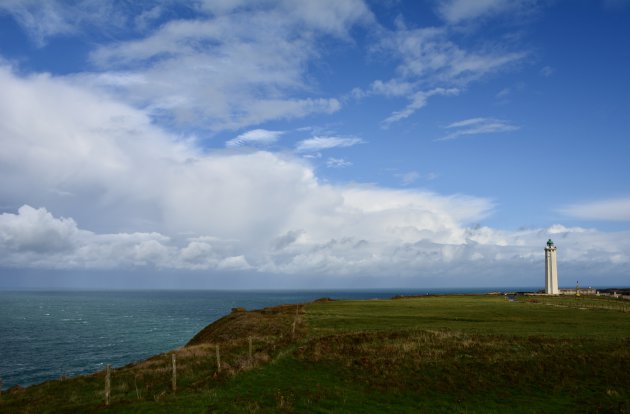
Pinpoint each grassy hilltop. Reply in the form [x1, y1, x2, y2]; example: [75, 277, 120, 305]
[1, 295, 629, 413]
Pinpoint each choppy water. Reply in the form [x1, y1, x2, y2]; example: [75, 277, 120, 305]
[0, 288, 512, 389]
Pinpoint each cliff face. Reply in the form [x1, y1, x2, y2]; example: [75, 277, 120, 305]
[186, 303, 304, 346]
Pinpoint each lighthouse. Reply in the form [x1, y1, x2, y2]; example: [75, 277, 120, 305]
[544, 239, 559, 294]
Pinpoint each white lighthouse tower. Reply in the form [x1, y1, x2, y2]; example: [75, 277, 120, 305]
[544, 239, 559, 294]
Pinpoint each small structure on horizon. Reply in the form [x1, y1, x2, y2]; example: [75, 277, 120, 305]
[545, 239, 559, 294]
[559, 287, 598, 296]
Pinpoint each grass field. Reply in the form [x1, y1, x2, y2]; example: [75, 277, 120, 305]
[1, 294, 629, 413]
[307, 295, 630, 337]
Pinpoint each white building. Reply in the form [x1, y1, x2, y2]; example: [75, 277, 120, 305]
[544, 239, 559, 294]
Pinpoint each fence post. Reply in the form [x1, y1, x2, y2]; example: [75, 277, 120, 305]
[216, 345, 221, 373]
[291, 304, 299, 339]
[248, 336, 253, 366]
[134, 375, 140, 400]
[171, 353, 177, 393]
[105, 364, 111, 406]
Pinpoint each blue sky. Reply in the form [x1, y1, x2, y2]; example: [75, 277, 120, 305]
[0, 0, 629, 289]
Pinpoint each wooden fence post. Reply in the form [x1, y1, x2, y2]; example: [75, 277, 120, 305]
[248, 336, 253, 366]
[105, 364, 111, 406]
[171, 353, 177, 393]
[216, 345, 221, 373]
[134, 375, 140, 400]
[291, 304, 299, 339]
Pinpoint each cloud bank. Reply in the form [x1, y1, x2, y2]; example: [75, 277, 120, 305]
[0, 65, 627, 284]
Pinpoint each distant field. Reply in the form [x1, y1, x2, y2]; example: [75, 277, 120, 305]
[306, 295, 630, 337]
[1, 294, 629, 413]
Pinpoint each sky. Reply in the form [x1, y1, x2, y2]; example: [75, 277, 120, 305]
[0, 0, 629, 289]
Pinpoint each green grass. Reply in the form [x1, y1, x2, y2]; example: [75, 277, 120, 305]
[1, 295, 629, 413]
[306, 295, 630, 337]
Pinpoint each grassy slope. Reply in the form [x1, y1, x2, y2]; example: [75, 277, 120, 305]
[1, 295, 629, 413]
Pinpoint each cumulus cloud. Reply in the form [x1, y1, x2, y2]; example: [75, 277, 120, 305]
[0, 205, 174, 269]
[436, 117, 519, 141]
[2, 204, 628, 281]
[0, 65, 194, 234]
[0, 65, 482, 274]
[0, 205, 80, 253]
[0, 65, 627, 284]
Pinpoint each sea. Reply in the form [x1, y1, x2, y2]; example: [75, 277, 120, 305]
[0, 288, 522, 390]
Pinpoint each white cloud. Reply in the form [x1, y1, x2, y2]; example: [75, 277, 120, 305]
[382, 27, 525, 83]
[0, 65, 627, 283]
[436, 0, 511, 23]
[225, 129, 284, 148]
[261, 223, 630, 278]
[0, 205, 80, 253]
[4, 204, 628, 281]
[0, 65, 483, 272]
[496, 87, 511, 99]
[326, 158, 352, 168]
[0, 0, 131, 46]
[0, 65, 195, 234]
[435, 0, 537, 24]
[373, 25, 525, 124]
[134, 5, 164, 32]
[74, 1, 364, 130]
[370, 79, 417, 97]
[302, 152, 322, 160]
[436, 117, 519, 141]
[382, 88, 459, 125]
[4, 1, 526, 134]
[559, 197, 630, 221]
[0, 204, 175, 269]
[295, 136, 364, 152]
[217, 255, 251, 270]
[398, 171, 420, 185]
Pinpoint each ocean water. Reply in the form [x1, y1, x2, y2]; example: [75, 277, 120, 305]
[0, 288, 511, 389]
